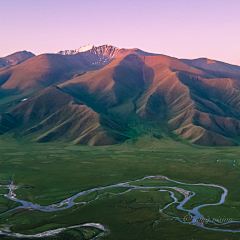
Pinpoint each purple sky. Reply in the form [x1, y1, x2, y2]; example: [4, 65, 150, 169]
[1, 0, 240, 65]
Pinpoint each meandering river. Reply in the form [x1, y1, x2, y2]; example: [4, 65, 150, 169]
[0, 175, 239, 238]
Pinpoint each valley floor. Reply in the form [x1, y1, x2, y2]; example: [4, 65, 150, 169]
[0, 135, 240, 240]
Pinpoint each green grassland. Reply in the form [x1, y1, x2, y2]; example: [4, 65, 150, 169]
[0, 134, 240, 239]
[133, 178, 224, 209]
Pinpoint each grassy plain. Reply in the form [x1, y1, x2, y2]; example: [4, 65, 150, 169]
[0, 134, 240, 239]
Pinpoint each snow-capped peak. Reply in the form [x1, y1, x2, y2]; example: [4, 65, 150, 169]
[58, 44, 95, 55]
[77, 44, 94, 53]
[57, 44, 137, 67]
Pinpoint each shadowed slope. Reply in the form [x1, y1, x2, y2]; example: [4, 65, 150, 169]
[59, 54, 238, 146]
[60, 54, 152, 109]
[0, 47, 240, 146]
[7, 86, 130, 145]
[0, 46, 157, 94]
[0, 113, 15, 134]
[135, 56, 238, 146]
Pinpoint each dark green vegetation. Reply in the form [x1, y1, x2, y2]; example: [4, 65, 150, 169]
[133, 177, 224, 209]
[0, 196, 21, 215]
[0, 136, 240, 239]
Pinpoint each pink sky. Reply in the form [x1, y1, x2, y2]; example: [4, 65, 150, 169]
[1, 0, 240, 65]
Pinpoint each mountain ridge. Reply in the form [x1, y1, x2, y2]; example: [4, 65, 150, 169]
[0, 51, 35, 69]
[0, 45, 240, 147]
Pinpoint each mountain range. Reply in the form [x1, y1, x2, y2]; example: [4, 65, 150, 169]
[1, 44, 240, 147]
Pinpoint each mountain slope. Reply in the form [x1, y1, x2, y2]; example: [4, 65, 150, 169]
[0, 53, 98, 92]
[181, 58, 240, 82]
[6, 86, 131, 145]
[182, 58, 240, 74]
[59, 53, 239, 146]
[0, 45, 240, 147]
[0, 51, 35, 69]
[0, 45, 156, 94]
